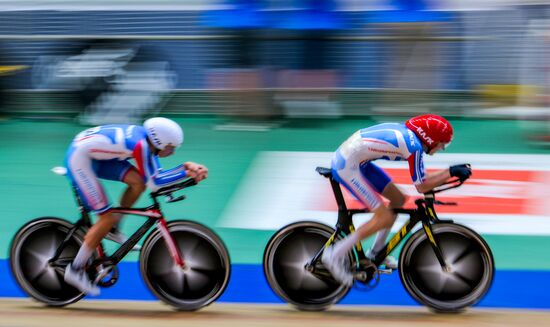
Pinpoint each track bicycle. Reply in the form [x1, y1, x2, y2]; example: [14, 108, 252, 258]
[10, 167, 231, 310]
[264, 166, 494, 312]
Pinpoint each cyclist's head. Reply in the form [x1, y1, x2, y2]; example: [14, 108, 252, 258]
[405, 114, 453, 153]
[143, 117, 184, 152]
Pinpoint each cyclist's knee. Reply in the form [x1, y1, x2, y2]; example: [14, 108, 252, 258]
[390, 192, 407, 209]
[382, 183, 407, 208]
[125, 177, 146, 193]
[98, 210, 120, 224]
[372, 206, 396, 228]
[372, 205, 394, 229]
[130, 182, 146, 193]
[123, 168, 146, 193]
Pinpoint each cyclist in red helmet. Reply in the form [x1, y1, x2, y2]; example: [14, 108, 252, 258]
[322, 114, 471, 286]
[405, 114, 454, 153]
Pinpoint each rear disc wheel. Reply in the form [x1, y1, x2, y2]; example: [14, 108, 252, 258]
[263, 221, 350, 311]
[10, 217, 86, 306]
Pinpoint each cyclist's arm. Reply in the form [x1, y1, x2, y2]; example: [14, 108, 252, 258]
[407, 151, 452, 193]
[415, 169, 451, 194]
[132, 140, 188, 191]
[152, 157, 189, 184]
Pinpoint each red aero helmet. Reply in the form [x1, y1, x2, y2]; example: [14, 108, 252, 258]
[405, 114, 453, 150]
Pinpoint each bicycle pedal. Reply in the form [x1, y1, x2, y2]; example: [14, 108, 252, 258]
[354, 271, 368, 282]
[93, 264, 118, 287]
[378, 268, 393, 275]
[93, 266, 111, 284]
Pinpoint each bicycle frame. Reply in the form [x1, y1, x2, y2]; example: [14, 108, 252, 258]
[373, 196, 450, 270]
[48, 184, 187, 270]
[311, 172, 462, 274]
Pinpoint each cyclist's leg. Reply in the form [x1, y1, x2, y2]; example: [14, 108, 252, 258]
[65, 209, 118, 295]
[321, 183, 392, 284]
[329, 160, 397, 256]
[68, 156, 119, 250]
[112, 166, 146, 247]
[323, 155, 394, 284]
[65, 151, 116, 294]
[84, 211, 120, 247]
[119, 166, 146, 207]
[360, 161, 406, 209]
[360, 162, 407, 255]
[94, 159, 141, 209]
[381, 183, 406, 210]
[95, 160, 145, 245]
[372, 182, 406, 251]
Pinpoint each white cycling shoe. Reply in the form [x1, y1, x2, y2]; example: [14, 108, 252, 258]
[64, 264, 100, 296]
[321, 245, 354, 287]
[366, 249, 398, 270]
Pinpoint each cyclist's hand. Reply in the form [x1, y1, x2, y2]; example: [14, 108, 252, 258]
[449, 164, 472, 181]
[184, 162, 208, 182]
[185, 169, 198, 179]
[194, 165, 208, 182]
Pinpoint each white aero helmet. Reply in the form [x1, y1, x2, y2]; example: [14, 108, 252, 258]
[143, 117, 184, 150]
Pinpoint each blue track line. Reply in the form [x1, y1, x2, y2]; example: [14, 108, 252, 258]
[1, 261, 548, 309]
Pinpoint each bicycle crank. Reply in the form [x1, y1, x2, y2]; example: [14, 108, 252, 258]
[93, 264, 119, 288]
[353, 260, 381, 291]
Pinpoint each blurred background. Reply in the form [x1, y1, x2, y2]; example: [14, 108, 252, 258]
[1, 0, 550, 310]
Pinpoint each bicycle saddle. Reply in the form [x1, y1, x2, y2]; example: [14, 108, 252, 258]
[51, 166, 67, 176]
[316, 167, 332, 178]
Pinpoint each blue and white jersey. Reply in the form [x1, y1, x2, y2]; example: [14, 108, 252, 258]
[333, 123, 426, 184]
[69, 124, 187, 191]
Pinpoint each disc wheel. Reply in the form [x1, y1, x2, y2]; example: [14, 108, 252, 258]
[399, 223, 494, 312]
[10, 217, 86, 306]
[263, 221, 350, 311]
[140, 220, 230, 311]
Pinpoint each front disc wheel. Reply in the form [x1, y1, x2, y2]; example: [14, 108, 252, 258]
[399, 223, 494, 312]
[140, 220, 231, 311]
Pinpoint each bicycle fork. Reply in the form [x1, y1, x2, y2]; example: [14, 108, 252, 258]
[157, 219, 186, 270]
[422, 221, 452, 272]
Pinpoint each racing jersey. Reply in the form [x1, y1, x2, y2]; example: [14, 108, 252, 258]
[335, 123, 426, 184]
[71, 124, 187, 191]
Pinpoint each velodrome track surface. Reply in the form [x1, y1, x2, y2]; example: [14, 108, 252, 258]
[1, 299, 550, 327]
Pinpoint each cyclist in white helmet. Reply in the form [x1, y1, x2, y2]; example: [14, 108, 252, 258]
[63, 117, 208, 295]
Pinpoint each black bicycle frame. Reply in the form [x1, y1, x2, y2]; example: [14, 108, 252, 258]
[317, 173, 455, 270]
[48, 186, 94, 267]
[373, 197, 449, 269]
